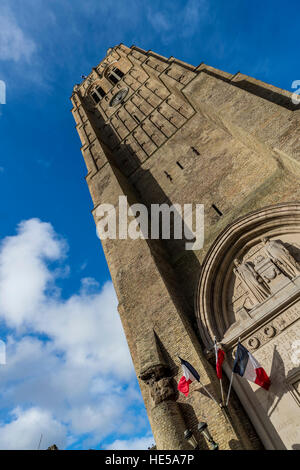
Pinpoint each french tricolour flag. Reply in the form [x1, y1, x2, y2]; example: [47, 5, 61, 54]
[214, 341, 225, 380]
[177, 357, 200, 397]
[233, 343, 271, 390]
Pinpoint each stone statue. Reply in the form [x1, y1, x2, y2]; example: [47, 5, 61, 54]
[261, 237, 300, 278]
[233, 259, 271, 304]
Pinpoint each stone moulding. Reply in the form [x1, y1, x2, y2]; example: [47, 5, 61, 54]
[223, 275, 300, 348]
[195, 202, 300, 352]
[229, 299, 300, 359]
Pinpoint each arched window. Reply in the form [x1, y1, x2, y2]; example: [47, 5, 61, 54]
[91, 85, 106, 104]
[107, 67, 124, 85]
[96, 86, 106, 98]
[113, 67, 124, 79]
[91, 91, 100, 104]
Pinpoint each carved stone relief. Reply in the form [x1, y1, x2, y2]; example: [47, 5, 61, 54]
[261, 237, 300, 279]
[137, 330, 176, 406]
[234, 302, 300, 355]
[147, 374, 175, 405]
[140, 363, 176, 405]
[231, 237, 300, 322]
[233, 258, 271, 304]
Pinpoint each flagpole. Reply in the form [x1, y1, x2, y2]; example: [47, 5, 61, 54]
[198, 379, 222, 408]
[178, 356, 222, 408]
[214, 337, 225, 406]
[225, 337, 241, 407]
[225, 371, 234, 406]
[220, 378, 225, 405]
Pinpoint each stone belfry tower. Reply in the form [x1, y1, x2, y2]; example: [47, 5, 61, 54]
[71, 44, 300, 450]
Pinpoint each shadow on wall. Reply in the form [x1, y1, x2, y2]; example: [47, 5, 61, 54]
[179, 402, 209, 450]
[255, 344, 299, 418]
[90, 106, 202, 322]
[252, 344, 299, 449]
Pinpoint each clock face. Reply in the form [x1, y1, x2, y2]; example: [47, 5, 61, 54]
[109, 88, 129, 107]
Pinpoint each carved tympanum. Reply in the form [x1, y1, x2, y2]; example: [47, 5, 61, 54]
[232, 238, 300, 317]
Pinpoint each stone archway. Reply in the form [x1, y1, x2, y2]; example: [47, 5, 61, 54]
[196, 202, 300, 449]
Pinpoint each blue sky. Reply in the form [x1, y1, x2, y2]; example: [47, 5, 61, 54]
[0, 0, 298, 450]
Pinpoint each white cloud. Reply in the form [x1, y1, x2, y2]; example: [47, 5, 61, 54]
[0, 9, 37, 63]
[79, 260, 88, 271]
[0, 407, 67, 450]
[147, 11, 171, 33]
[147, 0, 209, 41]
[0, 218, 66, 327]
[106, 434, 155, 450]
[181, 0, 209, 37]
[38, 281, 133, 378]
[0, 218, 152, 449]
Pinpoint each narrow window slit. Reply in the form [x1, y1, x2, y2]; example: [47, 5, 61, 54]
[164, 171, 173, 182]
[191, 146, 200, 156]
[212, 204, 223, 216]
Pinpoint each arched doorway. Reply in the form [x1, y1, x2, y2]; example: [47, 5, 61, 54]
[196, 203, 300, 449]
